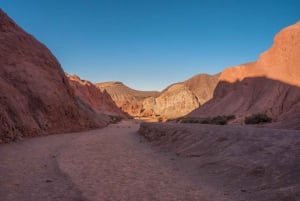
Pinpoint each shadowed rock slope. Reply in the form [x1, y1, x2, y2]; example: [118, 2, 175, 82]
[0, 10, 110, 143]
[139, 122, 300, 201]
[189, 21, 300, 129]
[67, 74, 127, 118]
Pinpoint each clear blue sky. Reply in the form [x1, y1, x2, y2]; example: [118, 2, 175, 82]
[1, 0, 299, 90]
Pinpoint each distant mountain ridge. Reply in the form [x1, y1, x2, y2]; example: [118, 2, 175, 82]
[96, 81, 159, 100]
[97, 74, 220, 119]
[96, 82, 159, 117]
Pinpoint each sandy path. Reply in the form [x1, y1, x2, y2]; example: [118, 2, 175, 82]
[0, 120, 227, 201]
[0, 130, 84, 201]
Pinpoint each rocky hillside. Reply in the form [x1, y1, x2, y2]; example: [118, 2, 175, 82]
[183, 73, 221, 105]
[66, 74, 127, 118]
[142, 73, 220, 119]
[97, 74, 219, 120]
[0, 10, 110, 143]
[188, 21, 300, 129]
[96, 82, 159, 117]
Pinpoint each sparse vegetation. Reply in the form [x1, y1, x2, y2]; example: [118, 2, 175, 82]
[109, 115, 122, 124]
[244, 113, 272, 124]
[181, 115, 235, 125]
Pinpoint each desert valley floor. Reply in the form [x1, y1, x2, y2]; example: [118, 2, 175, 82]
[0, 121, 225, 201]
[1, 120, 299, 201]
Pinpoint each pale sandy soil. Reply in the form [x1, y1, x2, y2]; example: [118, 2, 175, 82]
[0, 120, 230, 201]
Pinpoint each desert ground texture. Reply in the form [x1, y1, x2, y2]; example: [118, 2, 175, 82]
[1, 120, 299, 201]
[0, 120, 230, 201]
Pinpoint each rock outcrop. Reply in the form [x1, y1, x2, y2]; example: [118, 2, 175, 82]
[97, 74, 219, 120]
[96, 82, 159, 117]
[142, 73, 220, 119]
[67, 74, 127, 118]
[0, 10, 110, 143]
[183, 73, 221, 105]
[188, 21, 300, 129]
[142, 83, 200, 119]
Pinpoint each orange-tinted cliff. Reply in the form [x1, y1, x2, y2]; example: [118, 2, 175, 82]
[189, 21, 300, 129]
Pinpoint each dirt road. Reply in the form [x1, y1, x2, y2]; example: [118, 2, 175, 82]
[0, 120, 227, 201]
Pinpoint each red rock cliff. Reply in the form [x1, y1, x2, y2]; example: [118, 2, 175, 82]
[189, 21, 300, 129]
[67, 74, 127, 118]
[0, 10, 109, 143]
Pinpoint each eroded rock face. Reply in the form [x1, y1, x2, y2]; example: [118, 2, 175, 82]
[142, 84, 200, 119]
[66, 74, 127, 118]
[184, 73, 221, 105]
[189, 21, 300, 129]
[96, 82, 159, 117]
[142, 74, 220, 119]
[0, 10, 109, 143]
[220, 22, 300, 86]
[97, 74, 219, 119]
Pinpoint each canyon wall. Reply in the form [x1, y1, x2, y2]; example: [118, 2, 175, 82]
[0, 10, 110, 143]
[142, 74, 220, 119]
[188, 21, 300, 129]
[96, 82, 159, 117]
[97, 74, 219, 120]
[67, 74, 127, 118]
